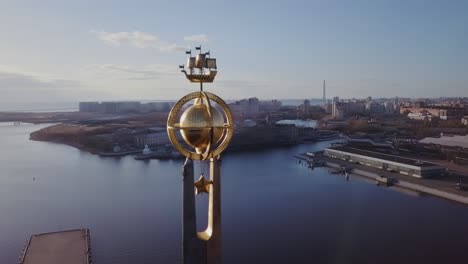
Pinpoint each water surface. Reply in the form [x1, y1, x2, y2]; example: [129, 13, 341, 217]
[1, 122, 468, 263]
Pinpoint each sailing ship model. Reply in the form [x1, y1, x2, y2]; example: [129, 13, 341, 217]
[179, 46, 217, 84]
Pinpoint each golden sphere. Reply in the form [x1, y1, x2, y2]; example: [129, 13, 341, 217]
[167, 91, 234, 160]
[179, 102, 225, 152]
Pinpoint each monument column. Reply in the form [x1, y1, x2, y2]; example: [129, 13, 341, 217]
[206, 157, 221, 264]
[182, 158, 206, 264]
[167, 46, 233, 264]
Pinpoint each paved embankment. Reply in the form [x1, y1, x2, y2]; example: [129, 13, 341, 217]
[321, 156, 468, 205]
[18, 228, 92, 264]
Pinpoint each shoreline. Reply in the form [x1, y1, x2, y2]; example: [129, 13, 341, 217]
[30, 129, 322, 158]
[30, 135, 102, 155]
[0, 111, 106, 124]
[29, 124, 104, 154]
[28, 121, 337, 158]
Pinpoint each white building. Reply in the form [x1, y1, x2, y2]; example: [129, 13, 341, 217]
[407, 112, 435, 121]
[135, 132, 171, 147]
[462, 116, 468, 126]
[332, 101, 344, 119]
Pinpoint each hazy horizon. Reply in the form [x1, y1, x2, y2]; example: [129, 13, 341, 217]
[1, 95, 467, 111]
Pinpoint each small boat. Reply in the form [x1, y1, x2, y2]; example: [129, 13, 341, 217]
[142, 144, 151, 155]
[375, 176, 396, 186]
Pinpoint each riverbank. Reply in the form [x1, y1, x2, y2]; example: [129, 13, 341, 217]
[30, 124, 316, 157]
[28, 111, 168, 155]
[0, 111, 102, 124]
[29, 120, 338, 158]
[30, 124, 113, 154]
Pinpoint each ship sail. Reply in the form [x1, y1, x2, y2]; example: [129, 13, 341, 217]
[195, 54, 206, 68]
[205, 58, 217, 69]
[187, 57, 196, 68]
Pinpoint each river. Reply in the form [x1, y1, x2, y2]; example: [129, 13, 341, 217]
[1, 122, 468, 263]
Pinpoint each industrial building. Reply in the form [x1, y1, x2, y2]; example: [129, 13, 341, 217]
[324, 146, 446, 178]
[400, 106, 468, 120]
[229, 97, 259, 119]
[419, 135, 468, 165]
[330, 97, 398, 119]
[79, 101, 141, 113]
[79, 101, 172, 114]
[420, 135, 468, 150]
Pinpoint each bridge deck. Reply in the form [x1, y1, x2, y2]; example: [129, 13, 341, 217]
[18, 228, 91, 264]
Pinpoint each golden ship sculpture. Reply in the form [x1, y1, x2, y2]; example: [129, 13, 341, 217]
[179, 45, 217, 85]
[169, 46, 233, 264]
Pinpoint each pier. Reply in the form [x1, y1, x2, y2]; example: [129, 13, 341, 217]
[98, 149, 141, 157]
[18, 228, 92, 264]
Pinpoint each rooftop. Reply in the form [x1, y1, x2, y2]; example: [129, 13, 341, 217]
[327, 146, 442, 168]
[420, 135, 468, 149]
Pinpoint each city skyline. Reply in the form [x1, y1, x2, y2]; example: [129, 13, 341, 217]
[1, 0, 468, 103]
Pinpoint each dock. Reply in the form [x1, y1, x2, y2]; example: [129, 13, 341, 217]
[99, 149, 141, 157]
[294, 151, 326, 168]
[18, 228, 92, 264]
[134, 150, 184, 160]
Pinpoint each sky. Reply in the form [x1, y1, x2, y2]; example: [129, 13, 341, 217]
[0, 0, 467, 103]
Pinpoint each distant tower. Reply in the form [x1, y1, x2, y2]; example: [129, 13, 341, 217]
[322, 80, 326, 106]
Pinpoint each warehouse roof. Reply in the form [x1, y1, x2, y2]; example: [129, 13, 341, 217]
[327, 146, 442, 168]
[420, 135, 468, 149]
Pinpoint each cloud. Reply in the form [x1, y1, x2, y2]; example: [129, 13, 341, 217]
[184, 34, 209, 43]
[99, 64, 178, 80]
[0, 71, 81, 90]
[157, 43, 187, 53]
[92, 30, 188, 52]
[0, 70, 87, 103]
[93, 30, 158, 48]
